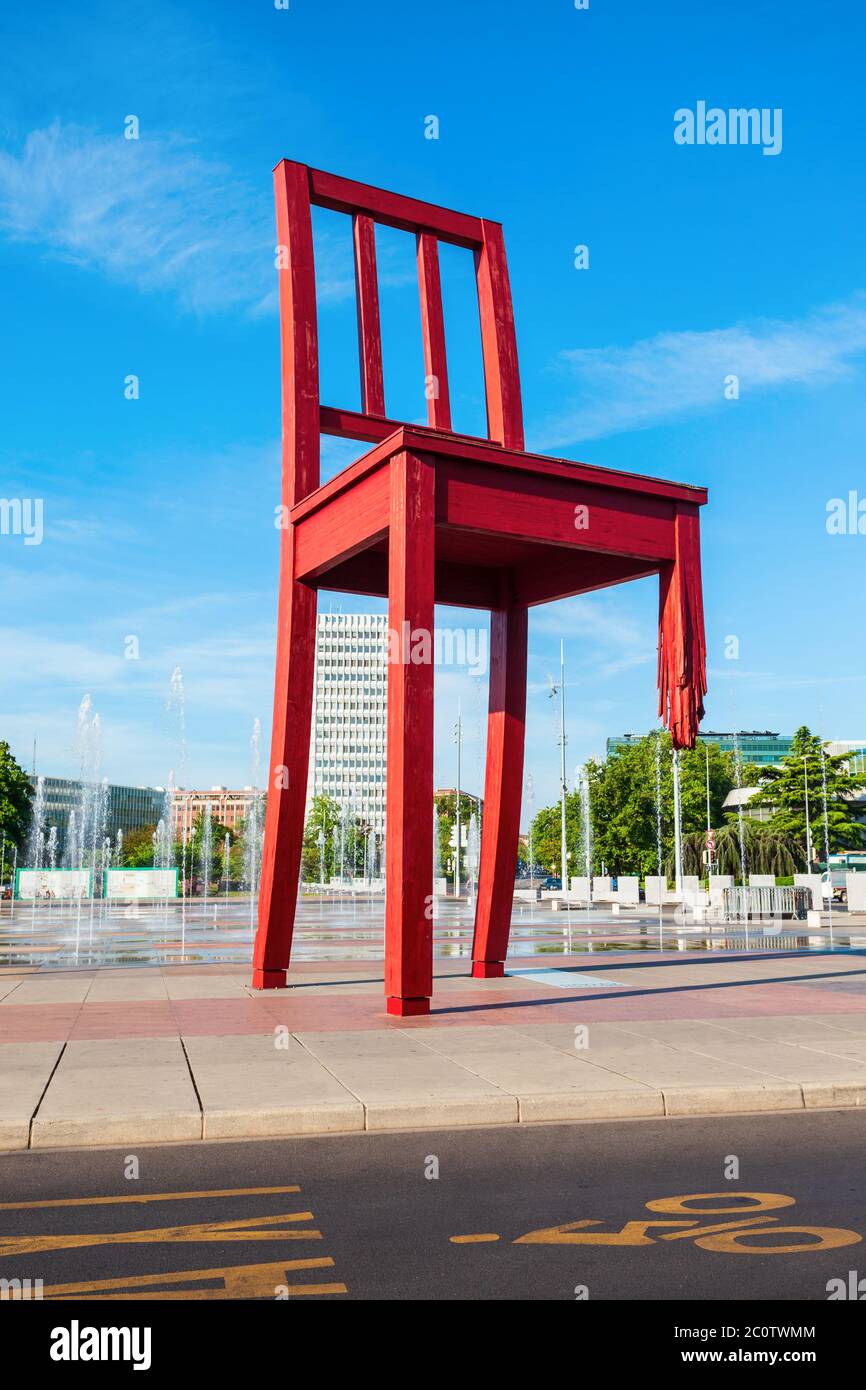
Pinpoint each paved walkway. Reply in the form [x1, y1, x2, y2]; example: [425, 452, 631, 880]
[3, 944, 866, 1149]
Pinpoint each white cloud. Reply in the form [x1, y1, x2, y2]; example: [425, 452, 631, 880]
[0, 122, 273, 314]
[0, 123, 418, 317]
[538, 294, 866, 448]
[529, 593, 655, 681]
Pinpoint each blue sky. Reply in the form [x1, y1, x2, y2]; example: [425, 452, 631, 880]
[1, 0, 865, 815]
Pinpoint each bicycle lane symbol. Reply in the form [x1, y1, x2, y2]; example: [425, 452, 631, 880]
[451, 1193, 863, 1254]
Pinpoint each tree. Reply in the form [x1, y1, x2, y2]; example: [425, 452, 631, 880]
[434, 789, 482, 882]
[748, 726, 865, 864]
[121, 824, 159, 868]
[0, 742, 33, 882]
[679, 822, 799, 881]
[188, 811, 232, 888]
[575, 734, 738, 877]
[528, 796, 582, 876]
[301, 795, 340, 882]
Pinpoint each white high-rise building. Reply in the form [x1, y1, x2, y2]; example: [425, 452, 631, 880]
[306, 613, 388, 835]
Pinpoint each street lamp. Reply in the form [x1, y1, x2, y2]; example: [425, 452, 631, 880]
[548, 642, 568, 894]
[705, 743, 713, 875]
[454, 703, 462, 898]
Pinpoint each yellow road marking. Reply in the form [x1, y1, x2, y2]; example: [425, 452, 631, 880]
[24, 1260, 346, 1300]
[0, 1211, 320, 1258]
[696, 1225, 862, 1255]
[453, 1193, 863, 1256]
[646, 1192, 796, 1215]
[514, 1219, 694, 1246]
[660, 1216, 779, 1241]
[0, 1185, 301, 1212]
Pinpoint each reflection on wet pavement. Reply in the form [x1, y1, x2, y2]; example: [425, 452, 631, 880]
[1, 895, 863, 971]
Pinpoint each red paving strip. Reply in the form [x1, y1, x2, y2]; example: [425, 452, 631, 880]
[0, 1002, 81, 1043]
[2, 956, 866, 1042]
[69, 1001, 180, 1040]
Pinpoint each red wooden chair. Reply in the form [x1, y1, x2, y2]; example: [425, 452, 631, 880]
[252, 160, 708, 1015]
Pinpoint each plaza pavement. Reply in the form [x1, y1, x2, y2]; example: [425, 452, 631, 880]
[3, 940, 866, 1149]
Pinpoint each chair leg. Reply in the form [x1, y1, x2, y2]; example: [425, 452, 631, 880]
[251, 535, 317, 989]
[385, 450, 435, 1017]
[471, 602, 528, 978]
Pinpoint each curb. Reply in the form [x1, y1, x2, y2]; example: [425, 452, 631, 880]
[8, 1079, 866, 1151]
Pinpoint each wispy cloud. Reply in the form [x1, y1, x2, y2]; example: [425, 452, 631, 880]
[538, 294, 866, 448]
[0, 122, 274, 314]
[530, 593, 655, 682]
[0, 122, 417, 317]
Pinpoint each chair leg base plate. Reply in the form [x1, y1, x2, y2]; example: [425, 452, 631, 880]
[386, 996, 430, 1017]
[472, 961, 505, 978]
[251, 969, 288, 990]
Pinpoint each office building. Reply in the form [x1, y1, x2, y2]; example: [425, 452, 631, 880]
[306, 613, 388, 836]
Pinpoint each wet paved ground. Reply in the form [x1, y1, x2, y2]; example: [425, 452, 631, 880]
[1, 894, 864, 971]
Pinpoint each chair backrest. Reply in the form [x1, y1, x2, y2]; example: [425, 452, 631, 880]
[273, 160, 524, 507]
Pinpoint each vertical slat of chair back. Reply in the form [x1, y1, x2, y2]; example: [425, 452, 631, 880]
[416, 232, 451, 431]
[352, 213, 386, 416]
[475, 220, 524, 451]
[274, 161, 523, 461]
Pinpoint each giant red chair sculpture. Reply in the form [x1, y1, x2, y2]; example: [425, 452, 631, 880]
[252, 161, 708, 1015]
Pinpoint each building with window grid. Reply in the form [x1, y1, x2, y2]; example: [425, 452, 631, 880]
[306, 613, 388, 835]
[28, 776, 166, 856]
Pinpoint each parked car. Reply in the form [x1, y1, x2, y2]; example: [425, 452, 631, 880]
[541, 875, 562, 890]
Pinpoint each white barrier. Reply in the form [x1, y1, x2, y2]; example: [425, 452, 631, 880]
[613, 876, 640, 905]
[514, 887, 541, 902]
[794, 874, 822, 910]
[646, 875, 698, 904]
[708, 875, 734, 906]
[749, 874, 776, 888]
[645, 876, 676, 905]
[846, 873, 866, 911]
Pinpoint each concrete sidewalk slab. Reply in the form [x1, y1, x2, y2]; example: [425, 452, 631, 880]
[84, 972, 169, 1002]
[183, 1032, 364, 1138]
[0, 975, 93, 1005]
[296, 1029, 519, 1130]
[30, 1038, 201, 1149]
[413, 1025, 662, 1122]
[510, 1020, 805, 1114]
[0, 1042, 64, 1149]
[612, 1019, 866, 1092]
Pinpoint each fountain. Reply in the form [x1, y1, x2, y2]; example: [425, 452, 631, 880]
[579, 766, 592, 886]
[200, 801, 213, 916]
[223, 833, 232, 903]
[820, 743, 834, 945]
[654, 730, 664, 949]
[466, 812, 479, 903]
[245, 717, 264, 934]
[432, 803, 446, 900]
[27, 775, 46, 871]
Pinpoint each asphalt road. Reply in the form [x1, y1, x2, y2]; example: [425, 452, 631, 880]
[2, 1110, 866, 1301]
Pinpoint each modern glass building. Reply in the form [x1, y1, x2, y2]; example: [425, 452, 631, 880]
[306, 613, 388, 835]
[606, 731, 795, 766]
[29, 776, 166, 857]
[607, 731, 866, 769]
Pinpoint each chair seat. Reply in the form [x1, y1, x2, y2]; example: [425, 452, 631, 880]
[291, 424, 706, 609]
